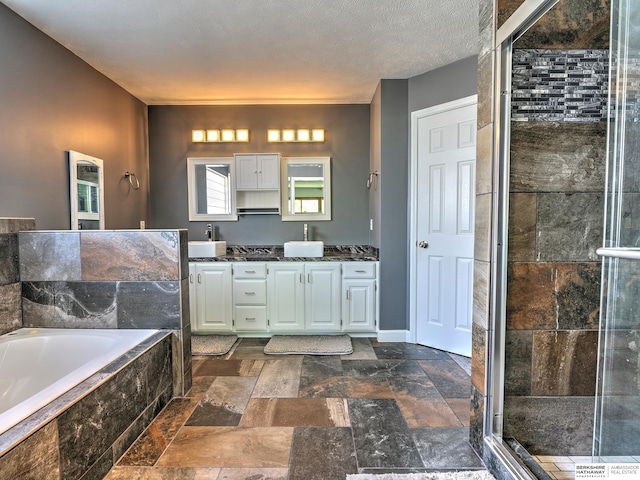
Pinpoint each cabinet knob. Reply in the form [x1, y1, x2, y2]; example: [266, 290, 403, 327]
[245, 291, 256, 295]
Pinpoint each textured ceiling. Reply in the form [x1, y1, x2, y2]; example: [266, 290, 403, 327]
[2, 0, 479, 105]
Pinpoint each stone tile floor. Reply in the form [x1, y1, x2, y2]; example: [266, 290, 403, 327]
[104, 338, 483, 480]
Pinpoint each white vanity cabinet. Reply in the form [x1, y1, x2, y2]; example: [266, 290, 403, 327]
[342, 262, 377, 331]
[189, 260, 378, 334]
[235, 154, 280, 190]
[267, 262, 341, 332]
[190, 263, 233, 332]
[232, 263, 267, 331]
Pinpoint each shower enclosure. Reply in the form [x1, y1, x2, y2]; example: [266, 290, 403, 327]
[594, 0, 640, 462]
[484, 0, 640, 478]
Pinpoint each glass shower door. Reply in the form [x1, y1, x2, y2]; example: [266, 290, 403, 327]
[594, 0, 640, 462]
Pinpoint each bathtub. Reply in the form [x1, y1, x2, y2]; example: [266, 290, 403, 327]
[0, 328, 159, 436]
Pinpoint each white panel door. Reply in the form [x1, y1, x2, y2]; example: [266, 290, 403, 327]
[415, 102, 476, 356]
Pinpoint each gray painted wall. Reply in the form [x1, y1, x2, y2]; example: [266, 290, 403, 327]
[148, 105, 370, 245]
[377, 80, 410, 331]
[0, 4, 149, 230]
[409, 56, 479, 112]
[371, 59, 478, 332]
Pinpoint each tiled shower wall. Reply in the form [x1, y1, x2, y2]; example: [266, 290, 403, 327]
[501, 0, 610, 456]
[17, 229, 192, 395]
[471, 0, 611, 464]
[0, 217, 35, 335]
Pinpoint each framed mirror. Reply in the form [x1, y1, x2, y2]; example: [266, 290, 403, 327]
[68, 150, 105, 230]
[281, 157, 331, 221]
[187, 157, 238, 221]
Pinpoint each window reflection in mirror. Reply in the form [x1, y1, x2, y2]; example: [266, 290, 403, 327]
[187, 157, 238, 221]
[281, 157, 331, 221]
[69, 151, 104, 230]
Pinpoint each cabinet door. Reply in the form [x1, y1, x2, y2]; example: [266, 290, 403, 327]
[267, 263, 305, 331]
[188, 263, 197, 327]
[305, 263, 341, 331]
[195, 264, 232, 332]
[257, 154, 280, 189]
[343, 279, 376, 331]
[236, 155, 258, 190]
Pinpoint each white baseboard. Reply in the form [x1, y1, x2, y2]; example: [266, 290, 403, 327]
[376, 330, 412, 343]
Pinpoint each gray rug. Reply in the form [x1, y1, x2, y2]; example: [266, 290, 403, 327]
[346, 471, 495, 480]
[191, 335, 238, 355]
[264, 334, 353, 355]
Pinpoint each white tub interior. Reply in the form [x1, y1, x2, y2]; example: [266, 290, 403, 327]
[0, 328, 158, 436]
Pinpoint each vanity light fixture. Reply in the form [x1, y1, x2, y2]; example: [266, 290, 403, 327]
[192, 129, 250, 143]
[297, 129, 310, 142]
[206, 129, 220, 142]
[282, 129, 296, 142]
[235, 129, 250, 142]
[266, 128, 325, 143]
[312, 129, 325, 142]
[267, 129, 281, 142]
[192, 130, 206, 142]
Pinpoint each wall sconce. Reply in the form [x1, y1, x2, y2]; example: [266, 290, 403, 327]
[267, 128, 325, 142]
[192, 129, 250, 143]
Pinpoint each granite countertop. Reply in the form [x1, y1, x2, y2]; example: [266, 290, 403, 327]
[188, 245, 378, 262]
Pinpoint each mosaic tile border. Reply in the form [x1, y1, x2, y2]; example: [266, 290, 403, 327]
[511, 49, 609, 122]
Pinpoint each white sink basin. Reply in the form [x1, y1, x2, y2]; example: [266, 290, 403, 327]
[284, 241, 324, 258]
[188, 241, 227, 257]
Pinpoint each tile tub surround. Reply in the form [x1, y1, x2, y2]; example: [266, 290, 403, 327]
[0, 217, 35, 335]
[189, 244, 379, 262]
[17, 229, 192, 395]
[0, 331, 172, 480]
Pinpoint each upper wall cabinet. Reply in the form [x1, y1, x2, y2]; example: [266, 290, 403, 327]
[235, 153, 281, 215]
[187, 157, 238, 221]
[235, 154, 280, 190]
[281, 157, 331, 221]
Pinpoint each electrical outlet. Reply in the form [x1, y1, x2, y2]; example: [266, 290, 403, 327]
[369, 219, 373, 231]
[140, 220, 145, 229]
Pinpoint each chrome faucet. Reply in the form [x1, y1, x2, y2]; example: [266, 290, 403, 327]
[206, 224, 213, 241]
[303, 223, 308, 241]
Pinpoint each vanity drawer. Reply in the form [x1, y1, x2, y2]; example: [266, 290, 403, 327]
[234, 306, 267, 331]
[233, 263, 267, 279]
[342, 263, 376, 279]
[233, 280, 267, 304]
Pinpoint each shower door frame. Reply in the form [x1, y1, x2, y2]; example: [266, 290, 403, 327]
[484, 1, 559, 478]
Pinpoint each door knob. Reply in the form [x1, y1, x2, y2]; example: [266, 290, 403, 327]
[418, 241, 429, 249]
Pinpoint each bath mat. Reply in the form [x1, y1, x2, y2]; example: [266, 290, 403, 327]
[264, 334, 352, 355]
[191, 335, 238, 355]
[346, 471, 495, 480]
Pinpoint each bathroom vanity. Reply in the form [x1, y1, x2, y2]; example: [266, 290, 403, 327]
[188, 246, 378, 335]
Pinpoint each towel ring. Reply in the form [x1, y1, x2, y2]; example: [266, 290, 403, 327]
[124, 172, 140, 190]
